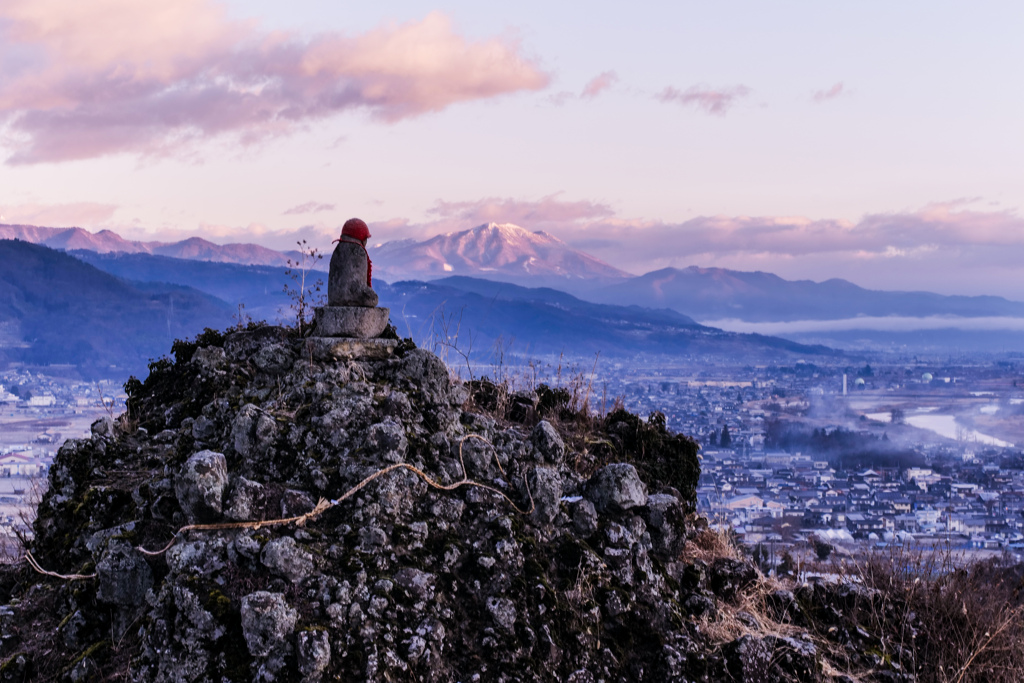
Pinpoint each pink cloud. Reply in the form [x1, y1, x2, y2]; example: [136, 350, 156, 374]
[656, 84, 751, 116]
[581, 71, 618, 98]
[100, 195, 1024, 297]
[283, 201, 336, 216]
[0, 2, 550, 164]
[172, 198, 1024, 277]
[0, 201, 118, 227]
[557, 203, 1024, 266]
[812, 82, 844, 102]
[428, 194, 614, 229]
[368, 196, 1022, 262]
[537, 205, 1024, 296]
[362, 195, 1024, 296]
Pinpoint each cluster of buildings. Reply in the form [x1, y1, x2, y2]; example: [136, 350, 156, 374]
[4, 355, 1024, 555]
[699, 447, 1024, 552]
[0, 371, 123, 547]
[590, 356, 1024, 553]
[596, 359, 841, 451]
[0, 445, 49, 544]
[0, 371, 125, 412]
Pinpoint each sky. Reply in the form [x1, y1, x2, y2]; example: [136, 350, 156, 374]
[1, 0, 1023, 298]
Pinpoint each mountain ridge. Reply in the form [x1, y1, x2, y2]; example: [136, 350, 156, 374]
[0, 223, 297, 266]
[379, 276, 839, 360]
[371, 222, 632, 289]
[0, 245, 842, 375]
[0, 240, 233, 376]
[10, 221, 1024, 332]
[589, 265, 1024, 322]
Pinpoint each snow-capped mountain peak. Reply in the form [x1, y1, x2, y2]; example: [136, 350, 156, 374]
[371, 222, 632, 288]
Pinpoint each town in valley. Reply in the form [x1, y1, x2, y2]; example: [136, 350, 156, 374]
[5, 349, 1024, 565]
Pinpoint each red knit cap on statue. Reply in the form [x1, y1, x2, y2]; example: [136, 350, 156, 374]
[341, 218, 371, 241]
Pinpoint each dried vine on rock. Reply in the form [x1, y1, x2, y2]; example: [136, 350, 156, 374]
[25, 435, 534, 576]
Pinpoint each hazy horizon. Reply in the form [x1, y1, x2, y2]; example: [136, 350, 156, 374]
[2, 1, 1022, 298]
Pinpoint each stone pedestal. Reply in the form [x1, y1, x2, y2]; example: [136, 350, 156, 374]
[312, 306, 389, 338]
[305, 337, 398, 361]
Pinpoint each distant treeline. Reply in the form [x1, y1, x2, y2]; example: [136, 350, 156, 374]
[764, 418, 925, 469]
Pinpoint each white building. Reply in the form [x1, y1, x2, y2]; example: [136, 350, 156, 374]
[0, 453, 42, 477]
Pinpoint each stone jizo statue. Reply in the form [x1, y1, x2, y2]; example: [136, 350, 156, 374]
[311, 217, 390, 340]
[328, 218, 378, 307]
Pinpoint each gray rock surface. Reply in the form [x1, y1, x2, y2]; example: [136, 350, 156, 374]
[388, 348, 453, 405]
[191, 345, 226, 371]
[724, 634, 772, 682]
[19, 328, 905, 683]
[232, 403, 277, 460]
[572, 498, 599, 537]
[312, 305, 390, 338]
[175, 450, 228, 523]
[297, 629, 331, 680]
[280, 488, 316, 517]
[394, 568, 436, 602]
[529, 466, 562, 525]
[366, 418, 409, 463]
[327, 240, 378, 307]
[261, 536, 314, 584]
[95, 540, 153, 606]
[91, 416, 115, 438]
[241, 591, 298, 658]
[644, 492, 684, 554]
[224, 476, 266, 521]
[531, 419, 566, 464]
[486, 596, 517, 632]
[584, 463, 648, 513]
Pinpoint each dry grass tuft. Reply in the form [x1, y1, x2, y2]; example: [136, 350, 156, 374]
[696, 574, 801, 645]
[681, 527, 743, 564]
[859, 544, 1024, 683]
[800, 542, 1024, 683]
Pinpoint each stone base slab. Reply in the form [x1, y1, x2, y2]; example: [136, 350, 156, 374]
[306, 337, 399, 361]
[312, 306, 389, 338]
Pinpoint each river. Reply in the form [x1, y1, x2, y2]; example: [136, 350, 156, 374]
[866, 408, 1014, 448]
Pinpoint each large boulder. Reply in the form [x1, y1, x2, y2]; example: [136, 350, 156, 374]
[261, 537, 314, 584]
[95, 540, 153, 607]
[529, 466, 563, 525]
[232, 404, 278, 460]
[388, 349, 452, 405]
[175, 450, 229, 523]
[531, 420, 565, 464]
[240, 592, 298, 658]
[297, 629, 332, 680]
[724, 634, 772, 682]
[224, 476, 266, 521]
[584, 463, 647, 513]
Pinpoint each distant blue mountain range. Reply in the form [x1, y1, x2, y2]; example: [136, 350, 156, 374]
[0, 241, 233, 378]
[586, 265, 1024, 322]
[6, 225, 1024, 377]
[0, 243, 840, 378]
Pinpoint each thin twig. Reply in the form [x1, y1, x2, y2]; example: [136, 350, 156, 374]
[953, 606, 1020, 683]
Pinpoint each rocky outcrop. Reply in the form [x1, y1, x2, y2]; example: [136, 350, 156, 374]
[176, 450, 229, 523]
[0, 325, 933, 681]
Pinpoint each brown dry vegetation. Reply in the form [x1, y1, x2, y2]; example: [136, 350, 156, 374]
[726, 536, 1024, 682]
